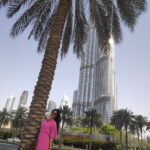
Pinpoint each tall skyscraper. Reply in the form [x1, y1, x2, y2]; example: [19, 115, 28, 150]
[5, 95, 15, 112]
[72, 27, 117, 123]
[72, 90, 78, 117]
[18, 90, 28, 108]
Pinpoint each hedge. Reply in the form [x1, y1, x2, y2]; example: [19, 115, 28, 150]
[0, 131, 12, 139]
[62, 138, 116, 150]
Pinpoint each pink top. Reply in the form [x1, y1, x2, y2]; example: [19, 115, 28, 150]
[36, 119, 57, 150]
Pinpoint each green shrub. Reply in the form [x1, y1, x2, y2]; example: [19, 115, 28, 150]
[0, 132, 4, 138]
[101, 142, 116, 149]
[0, 131, 12, 139]
[62, 138, 116, 149]
[116, 144, 121, 150]
[63, 139, 75, 146]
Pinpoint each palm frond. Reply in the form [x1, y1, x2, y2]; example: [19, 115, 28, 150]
[28, 0, 52, 40]
[73, 0, 88, 58]
[0, 0, 14, 8]
[60, 1, 73, 59]
[117, 0, 147, 31]
[37, 9, 57, 52]
[10, 0, 45, 37]
[133, 0, 147, 14]
[89, 0, 111, 53]
[112, 4, 123, 44]
[6, 0, 31, 17]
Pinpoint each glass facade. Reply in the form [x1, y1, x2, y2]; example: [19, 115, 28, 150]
[72, 27, 117, 124]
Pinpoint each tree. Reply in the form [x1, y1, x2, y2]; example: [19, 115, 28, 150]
[0, 108, 11, 129]
[111, 109, 125, 148]
[74, 116, 84, 127]
[12, 107, 27, 134]
[129, 120, 137, 148]
[101, 124, 116, 136]
[123, 109, 134, 150]
[135, 115, 147, 150]
[0, 0, 147, 149]
[146, 121, 150, 132]
[59, 105, 73, 148]
[111, 109, 134, 150]
[82, 109, 102, 150]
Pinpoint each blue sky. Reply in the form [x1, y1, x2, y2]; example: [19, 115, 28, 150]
[0, 4, 150, 118]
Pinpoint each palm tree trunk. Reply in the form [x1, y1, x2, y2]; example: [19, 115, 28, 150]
[19, 1, 71, 150]
[141, 130, 143, 150]
[125, 127, 128, 150]
[120, 130, 123, 150]
[114, 129, 116, 143]
[138, 135, 140, 150]
[89, 125, 92, 150]
[59, 120, 64, 148]
[0, 121, 2, 129]
[132, 134, 135, 150]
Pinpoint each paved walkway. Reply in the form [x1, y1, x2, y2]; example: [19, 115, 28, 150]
[0, 143, 18, 150]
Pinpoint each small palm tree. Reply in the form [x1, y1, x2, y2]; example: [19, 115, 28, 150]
[111, 109, 134, 150]
[129, 120, 137, 148]
[0, 108, 11, 129]
[12, 107, 27, 134]
[0, 0, 147, 149]
[82, 109, 102, 150]
[59, 105, 73, 148]
[135, 115, 147, 150]
[111, 109, 125, 149]
[74, 116, 84, 127]
[123, 109, 134, 150]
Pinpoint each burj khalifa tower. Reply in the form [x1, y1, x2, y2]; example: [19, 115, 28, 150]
[72, 26, 117, 124]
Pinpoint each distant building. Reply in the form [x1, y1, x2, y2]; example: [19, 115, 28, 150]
[72, 90, 78, 117]
[5, 95, 15, 112]
[18, 90, 28, 109]
[60, 95, 71, 108]
[47, 100, 57, 112]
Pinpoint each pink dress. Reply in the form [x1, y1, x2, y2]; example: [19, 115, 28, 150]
[36, 119, 57, 150]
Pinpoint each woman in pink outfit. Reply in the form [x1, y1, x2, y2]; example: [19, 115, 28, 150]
[36, 109, 61, 150]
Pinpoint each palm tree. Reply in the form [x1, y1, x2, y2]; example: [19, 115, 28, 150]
[129, 120, 137, 149]
[59, 105, 72, 148]
[74, 116, 84, 127]
[111, 109, 125, 148]
[112, 109, 134, 150]
[135, 115, 147, 150]
[12, 107, 27, 134]
[123, 109, 134, 150]
[82, 109, 102, 150]
[146, 121, 150, 132]
[0, 108, 11, 129]
[0, 0, 147, 149]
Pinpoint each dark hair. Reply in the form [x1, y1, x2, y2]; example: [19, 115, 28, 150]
[51, 109, 61, 132]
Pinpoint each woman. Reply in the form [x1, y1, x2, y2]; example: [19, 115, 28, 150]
[36, 109, 61, 150]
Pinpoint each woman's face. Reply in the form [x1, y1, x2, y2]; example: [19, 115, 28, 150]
[50, 110, 57, 119]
